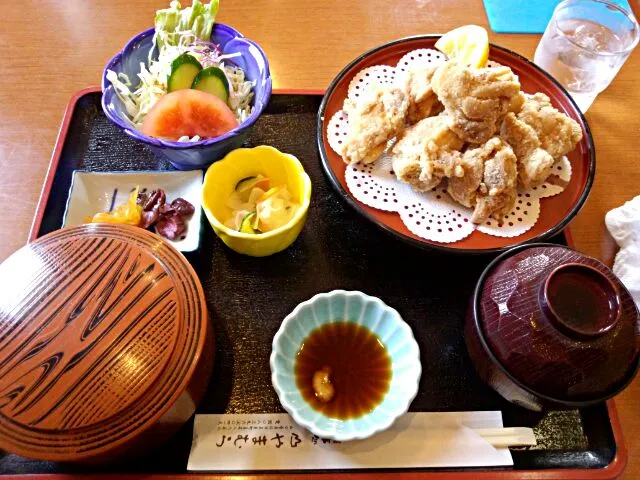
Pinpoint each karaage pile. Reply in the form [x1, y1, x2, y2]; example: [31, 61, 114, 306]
[339, 60, 583, 223]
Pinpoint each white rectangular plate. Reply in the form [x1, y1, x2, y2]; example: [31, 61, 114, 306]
[63, 170, 203, 252]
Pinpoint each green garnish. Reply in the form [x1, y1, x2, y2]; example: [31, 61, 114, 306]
[154, 0, 220, 51]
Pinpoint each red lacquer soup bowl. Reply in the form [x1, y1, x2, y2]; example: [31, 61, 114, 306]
[317, 36, 595, 253]
[0, 224, 214, 462]
[466, 243, 639, 411]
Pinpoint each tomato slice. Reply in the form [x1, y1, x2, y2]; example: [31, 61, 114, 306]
[141, 89, 239, 141]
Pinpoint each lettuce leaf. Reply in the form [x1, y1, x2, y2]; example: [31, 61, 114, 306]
[154, 0, 219, 51]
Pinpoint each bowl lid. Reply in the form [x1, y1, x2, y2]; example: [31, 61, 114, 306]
[475, 244, 639, 403]
[0, 224, 208, 460]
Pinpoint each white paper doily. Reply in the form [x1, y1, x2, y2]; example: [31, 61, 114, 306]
[329, 48, 573, 244]
[347, 66, 397, 102]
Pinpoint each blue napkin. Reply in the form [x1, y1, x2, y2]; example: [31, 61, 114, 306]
[483, 0, 633, 34]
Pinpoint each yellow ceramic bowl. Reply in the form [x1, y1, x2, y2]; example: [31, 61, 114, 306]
[202, 146, 312, 257]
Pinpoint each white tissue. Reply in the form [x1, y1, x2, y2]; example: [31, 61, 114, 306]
[605, 195, 640, 306]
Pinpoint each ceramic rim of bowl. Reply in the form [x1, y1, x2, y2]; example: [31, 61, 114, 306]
[471, 242, 640, 407]
[317, 35, 596, 254]
[101, 24, 272, 149]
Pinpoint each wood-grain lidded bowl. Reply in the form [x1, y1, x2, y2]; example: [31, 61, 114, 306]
[0, 224, 213, 462]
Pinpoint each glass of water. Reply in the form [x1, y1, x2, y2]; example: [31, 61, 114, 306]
[534, 0, 639, 112]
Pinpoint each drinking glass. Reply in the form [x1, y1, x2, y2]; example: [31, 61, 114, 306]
[534, 0, 639, 112]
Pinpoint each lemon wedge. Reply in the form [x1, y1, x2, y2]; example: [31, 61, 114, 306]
[435, 25, 489, 68]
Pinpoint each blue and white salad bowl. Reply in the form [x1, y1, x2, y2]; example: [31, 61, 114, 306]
[102, 23, 271, 170]
[270, 290, 422, 441]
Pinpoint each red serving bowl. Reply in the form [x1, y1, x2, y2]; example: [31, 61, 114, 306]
[466, 243, 639, 411]
[317, 36, 595, 253]
[0, 224, 213, 462]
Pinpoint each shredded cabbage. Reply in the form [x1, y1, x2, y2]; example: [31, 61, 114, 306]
[106, 0, 254, 132]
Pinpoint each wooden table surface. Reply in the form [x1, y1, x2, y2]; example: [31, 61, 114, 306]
[1, 0, 639, 477]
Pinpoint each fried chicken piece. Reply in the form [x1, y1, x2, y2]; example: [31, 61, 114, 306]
[417, 114, 465, 186]
[391, 155, 431, 191]
[431, 61, 525, 144]
[516, 93, 583, 159]
[445, 138, 517, 223]
[500, 93, 582, 188]
[391, 114, 463, 191]
[340, 84, 409, 165]
[403, 64, 443, 124]
[447, 147, 485, 208]
[473, 138, 518, 224]
[500, 113, 555, 189]
[426, 151, 464, 184]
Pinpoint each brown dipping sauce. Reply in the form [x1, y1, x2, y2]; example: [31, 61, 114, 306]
[294, 321, 392, 420]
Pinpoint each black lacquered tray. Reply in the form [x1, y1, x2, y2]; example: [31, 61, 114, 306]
[1, 89, 624, 479]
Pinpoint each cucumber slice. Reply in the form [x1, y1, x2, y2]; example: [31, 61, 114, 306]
[235, 176, 257, 192]
[239, 212, 257, 234]
[168, 54, 203, 92]
[192, 67, 230, 103]
[252, 212, 261, 231]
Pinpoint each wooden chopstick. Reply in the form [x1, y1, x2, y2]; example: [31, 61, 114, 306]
[473, 427, 537, 448]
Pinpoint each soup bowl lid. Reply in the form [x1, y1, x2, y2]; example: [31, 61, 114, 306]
[473, 244, 639, 404]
